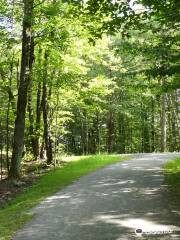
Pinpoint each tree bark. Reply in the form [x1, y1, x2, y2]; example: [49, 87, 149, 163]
[160, 92, 166, 152]
[33, 81, 42, 158]
[107, 111, 114, 153]
[118, 113, 126, 153]
[9, 0, 34, 179]
[6, 57, 15, 173]
[0, 118, 3, 180]
[42, 52, 53, 164]
[27, 35, 37, 158]
[151, 97, 155, 152]
[27, 81, 37, 158]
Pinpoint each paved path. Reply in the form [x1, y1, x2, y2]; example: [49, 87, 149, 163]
[14, 153, 180, 240]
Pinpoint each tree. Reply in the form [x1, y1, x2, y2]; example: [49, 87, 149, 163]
[9, 0, 34, 179]
[0, 0, 178, 180]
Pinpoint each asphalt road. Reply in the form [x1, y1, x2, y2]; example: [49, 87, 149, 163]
[14, 153, 180, 240]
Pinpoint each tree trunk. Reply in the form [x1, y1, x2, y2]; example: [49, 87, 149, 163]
[118, 113, 126, 153]
[33, 81, 42, 158]
[6, 58, 14, 173]
[42, 52, 53, 164]
[80, 112, 85, 155]
[160, 92, 166, 152]
[143, 112, 150, 153]
[9, 0, 34, 179]
[107, 111, 114, 153]
[96, 112, 101, 154]
[33, 48, 43, 158]
[151, 97, 155, 152]
[0, 118, 3, 180]
[27, 81, 37, 158]
[26, 33, 38, 158]
[85, 114, 89, 154]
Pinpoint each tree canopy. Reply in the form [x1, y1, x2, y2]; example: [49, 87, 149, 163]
[0, 0, 179, 179]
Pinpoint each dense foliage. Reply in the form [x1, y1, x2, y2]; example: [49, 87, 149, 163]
[0, 0, 179, 179]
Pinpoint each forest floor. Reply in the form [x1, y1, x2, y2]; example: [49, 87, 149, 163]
[0, 176, 38, 208]
[12, 153, 180, 240]
[0, 160, 57, 208]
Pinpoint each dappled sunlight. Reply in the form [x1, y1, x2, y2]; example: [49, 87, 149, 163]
[33, 194, 72, 211]
[121, 187, 134, 193]
[32, 153, 180, 218]
[93, 179, 136, 188]
[132, 166, 162, 171]
[34, 193, 86, 212]
[121, 163, 129, 166]
[78, 213, 180, 239]
[79, 214, 180, 239]
[114, 217, 177, 232]
[95, 215, 174, 230]
[14, 153, 180, 240]
[44, 195, 71, 202]
[33, 153, 179, 215]
[139, 187, 161, 195]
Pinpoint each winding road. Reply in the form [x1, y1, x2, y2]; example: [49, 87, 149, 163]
[14, 153, 180, 240]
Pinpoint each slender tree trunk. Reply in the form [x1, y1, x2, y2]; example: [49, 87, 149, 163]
[107, 111, 114, 153]
[42, 81, 53, 163]
[143, 112, 150, 153]
[33, 48, 43, 158]
[27, 29, 36, 158]
[166, 94, 173, 151]
[0, 147, 2, 180]
[16, 59, 20, 89]
[33, 81, 42, 158]
[118, 113, 126, 153]
[5, 120, 10, 172]
[171, 92, 180, 150]
[9, 0, 34, 179]
[160, 91, 166, 152]
[91, 117, 98, 154]
[85, 114, 89, 154]
[40, 141, 45, 159]
[6, 58, 14, 173]
[42, 52, 53, 164]
[151, 97, 155, 152]
[0, 118, 3, 180]
[6, 4, 15, 172]
[81, 112, 85, 155]
[54, 94, 59, 165]
[125, 117, 131, 153]
[27, 81, 37, 158]
[96, 112, 101, 154]
[174, 90, 180, 151]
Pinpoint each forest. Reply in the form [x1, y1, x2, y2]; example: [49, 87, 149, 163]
[0, 0, 179, 180]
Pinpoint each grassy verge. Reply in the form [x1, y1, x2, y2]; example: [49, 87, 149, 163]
[0, 154, 129, 240]
[164, 157, 180, 205]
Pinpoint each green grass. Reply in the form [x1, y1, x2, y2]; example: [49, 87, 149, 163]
[164, 157, 180, 205]
[0, 154, 129, 240]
